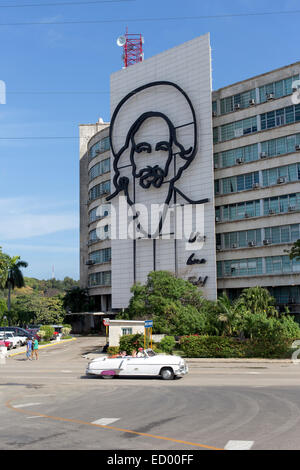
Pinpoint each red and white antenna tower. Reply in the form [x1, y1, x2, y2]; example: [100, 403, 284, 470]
[117, 27, 144, 68]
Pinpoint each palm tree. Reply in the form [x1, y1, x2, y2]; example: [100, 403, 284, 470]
[5, 256, 28, 313]
[216, 293, 240, 336]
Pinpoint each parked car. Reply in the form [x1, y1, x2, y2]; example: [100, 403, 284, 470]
[0, 326, 32, 339]
[26, 328, 41, 341]
[0, 332, 20, 348]
[0, 338, 13, 350]
[86, 348, 188, 380]
[4, 330, 27, 346]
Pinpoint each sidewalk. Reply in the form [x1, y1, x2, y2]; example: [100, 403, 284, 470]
[7, 338, 77, 357]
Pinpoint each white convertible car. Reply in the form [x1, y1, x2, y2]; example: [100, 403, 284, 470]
[86, 349, 188, 380]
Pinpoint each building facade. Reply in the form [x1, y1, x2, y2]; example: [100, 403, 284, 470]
[79, 36, 300, 315]
[213, 61, 300, 313]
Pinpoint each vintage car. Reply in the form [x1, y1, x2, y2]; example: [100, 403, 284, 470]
[86, 349, 188, 380]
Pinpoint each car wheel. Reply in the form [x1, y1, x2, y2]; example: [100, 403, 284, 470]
[160, 367, 174, 380]
[102, 375, 114, 379]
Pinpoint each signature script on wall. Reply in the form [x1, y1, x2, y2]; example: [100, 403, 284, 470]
[106, 81, 209, 238]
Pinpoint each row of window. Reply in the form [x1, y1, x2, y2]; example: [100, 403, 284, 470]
[89, 248, 111, 264]
[89, 204, 111, 223]
[89, 180, 110, 201]
[215, 163, 300, 195]
[214, 133, 300, 169]
[89, 136, 110, 160]
[89, 158, 110, 181]
[215, 192, 300, 222]
[217, 256, 300, 277]
[214, 74, 299, 116]
[214, 104, 300, 143]
[216, 224, 300, 250]
[268, 286, 300, 305]
[88, 271, 111, 287]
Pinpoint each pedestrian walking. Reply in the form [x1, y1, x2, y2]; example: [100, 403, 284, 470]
[31, 337, 39, 360]
[26, 337, 32, 360]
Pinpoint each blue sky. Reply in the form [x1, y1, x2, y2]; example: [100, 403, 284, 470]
[0, 0, 299, 280]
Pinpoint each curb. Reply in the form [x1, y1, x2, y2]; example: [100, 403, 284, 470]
[8, 338, 77, 357]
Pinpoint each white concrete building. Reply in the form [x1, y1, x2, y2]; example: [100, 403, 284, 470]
[79, 35, 300, 317]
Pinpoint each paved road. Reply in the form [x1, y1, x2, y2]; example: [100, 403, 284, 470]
[1, 337, 300, 451]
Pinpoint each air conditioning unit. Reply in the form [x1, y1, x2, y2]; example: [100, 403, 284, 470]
[295, 145, 300, 151]
[277, 177, 285, 184]
[231, 243, 237, 248]
[249, 99, 256, 105]
[263, 239, 271, 245]
[252, 182, 260, 189]
[248, 241, 256, 247]
[216, 245, 222, 251]
[236, 158, 244, 164]
[214, 163, 219, 169]
[269, 209, 275, 214]
[260, 152, 268, 158]
[266, 93, 275, 100]
[85, 260, 95, 266]
[212, 111, 217, 117]
[215, 217, 220, 222]
[244, 213, 250, 218]
[234, 103, 241, 110]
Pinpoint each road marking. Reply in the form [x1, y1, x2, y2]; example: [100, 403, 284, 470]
[92, 418, 120, 426]
[6, 400, 223, 450]
[61, 370, 72, 373]
[26, 415, 45, 419]
[13, 403, 41, 408]
[224, 440, 254, 450]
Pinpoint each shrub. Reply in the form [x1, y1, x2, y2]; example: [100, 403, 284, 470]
[180, 334, 294, 359]
[180, 335, 246, 358]
[107, 346, 120, 356]
[39, 325, 54, 342]
[159, 336, 176, 355]
[62, 326, 71, 337]
[119, 334, 144, 354]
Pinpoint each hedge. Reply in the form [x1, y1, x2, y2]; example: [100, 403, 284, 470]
[180, 335, 293, 359]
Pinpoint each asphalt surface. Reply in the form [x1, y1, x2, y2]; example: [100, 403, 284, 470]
[1, 337, 300, 451]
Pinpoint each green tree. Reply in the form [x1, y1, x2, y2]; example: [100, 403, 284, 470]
[287, 239, 300, 262]
[119, 271, 210, 335]
[62, 287, 93, 313]
[236, 286, 279, 317]
[0, 247, 9, 289]
[215, 293, 241, 336]
[5, 256, 28, 314]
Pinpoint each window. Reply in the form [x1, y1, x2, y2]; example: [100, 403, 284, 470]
[259, 75, 299, 103]
[122, 328, 133, 336]
[261, 104, 300, 130]
[220, 258, 263, 277]
[261, 133, 300, 157]
[89, 204, 111, 223]
[221, 171, 259, 194]
[89, 158, 110, 181]
[88, 271, 111, 287]
[90, 248, 111, 264]
[220, 89, 256, 114]
[263, 193, 300, 215]
[216, 144, 258, 168]
[89, 180, 111, 201]
[219, 200, 260, 222]
[219, 116, 257, 142]
[89, 136, 110, 160]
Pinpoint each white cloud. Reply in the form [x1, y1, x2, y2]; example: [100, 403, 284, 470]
[0, 197, 78, 240]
